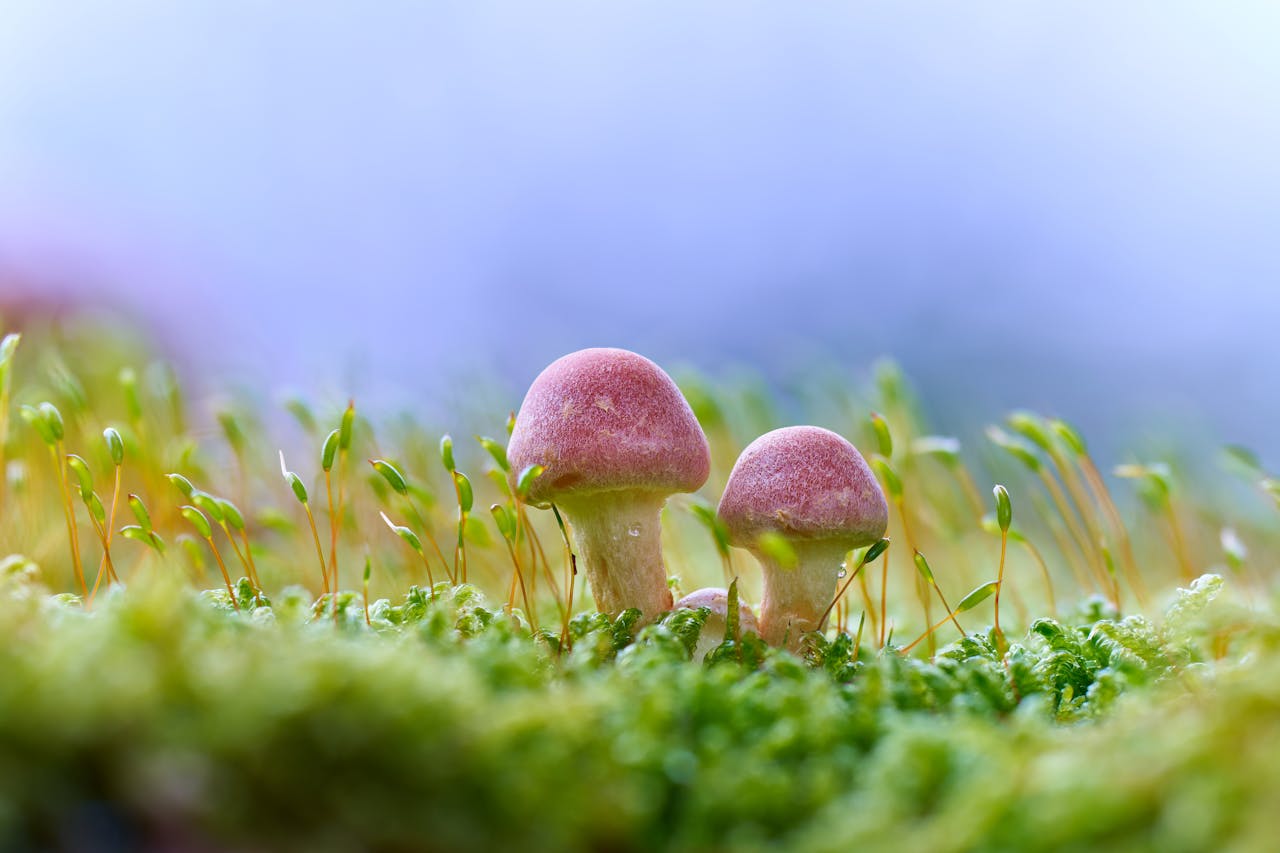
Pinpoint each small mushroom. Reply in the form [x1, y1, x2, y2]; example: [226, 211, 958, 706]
[507, 348, 710, 619]
[673, 587, 760, 660]
[717, 426, 887, 649]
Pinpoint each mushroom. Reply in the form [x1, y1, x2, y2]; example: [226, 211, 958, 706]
[717, 426, 888, 649]
[507, 348, 710, 619]
[672, 587, 760, 660]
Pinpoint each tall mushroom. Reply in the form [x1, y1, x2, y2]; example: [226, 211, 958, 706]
[507, 348, 710, 619]
[717, 426, 887, 649]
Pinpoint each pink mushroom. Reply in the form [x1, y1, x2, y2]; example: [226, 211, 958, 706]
[507, 348, 710, 619]
[673, 587, 760, 660]
[717, 426, 887, 649]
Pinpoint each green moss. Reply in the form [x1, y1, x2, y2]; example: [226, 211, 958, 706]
[0, 565, 1271, 851]
[3, 322, 1280, 850]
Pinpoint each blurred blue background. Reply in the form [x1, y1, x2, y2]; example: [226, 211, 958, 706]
[1, 2, 1278, 457]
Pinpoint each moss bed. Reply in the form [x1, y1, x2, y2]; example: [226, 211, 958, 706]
[1, 323, 1278, 851]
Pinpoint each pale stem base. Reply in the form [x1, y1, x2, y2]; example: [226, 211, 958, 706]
[757, 540, 851, 650]
[559, 491, 674, 620]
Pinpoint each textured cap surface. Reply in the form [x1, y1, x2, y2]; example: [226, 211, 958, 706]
[507, 348, 710, 504]
[674, 587, 759, 628]
[674, 587, 760, 634]
[717, 426, 888, 548]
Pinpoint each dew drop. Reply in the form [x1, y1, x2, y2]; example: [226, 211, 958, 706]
[837, 569, 847, 578]
[627, 523, 641, 537]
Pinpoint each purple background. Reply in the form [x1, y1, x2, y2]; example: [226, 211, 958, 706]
[2, 3, 1278, 458]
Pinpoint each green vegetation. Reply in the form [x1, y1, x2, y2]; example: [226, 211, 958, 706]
[1, 320, 1278, 851]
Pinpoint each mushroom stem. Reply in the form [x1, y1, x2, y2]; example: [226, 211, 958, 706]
[756, 540, 851, 649]
[559, 491, 673, 619]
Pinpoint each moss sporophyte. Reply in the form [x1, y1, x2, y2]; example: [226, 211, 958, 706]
[1, 327, 1276, 850]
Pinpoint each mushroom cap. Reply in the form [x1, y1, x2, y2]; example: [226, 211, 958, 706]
[673, 587, 760, 637]
[507, 348, 710, 505]
[717, 425, 888, 549]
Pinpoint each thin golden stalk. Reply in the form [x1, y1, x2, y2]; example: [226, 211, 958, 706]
[879, 541, 891, 648]
[954, 465, 987, 522]
[448, 475, 468, 584]
[85, 515, 117, 608]
[551, 504, 578, 649]
[858, 570, 878, 645]
[218, 521, 255, 589]
[897, 500, 935, 654]
[413, 540, 436, 587]
[517, 501, 564, 616]
[851, 610, 866, 660]
[500, 534, 535, 631]
[993, 528, 1009, 641]
[51, 444, 86, 596]
[325, 468, 339, 595]
[1021, 538, 1057, 618]
[362, 561, 372, 627]
[1166, 503, 1195, 583]
[104, 465, 121, 583]
[90, 467, 123, 595]
[818, 559, 865, 631]
[1079, 455, 1148, 608]
[1038, 468, 1104, 585]
[903, 611, 955, 654]
[407, 495, 453, 584]
[1030, 490, 1095, 593]
[204, 535, 239, 610]
[924, 568, 966, 638]
[239, 529, 263, 592]
[302, 503, 329, 596]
